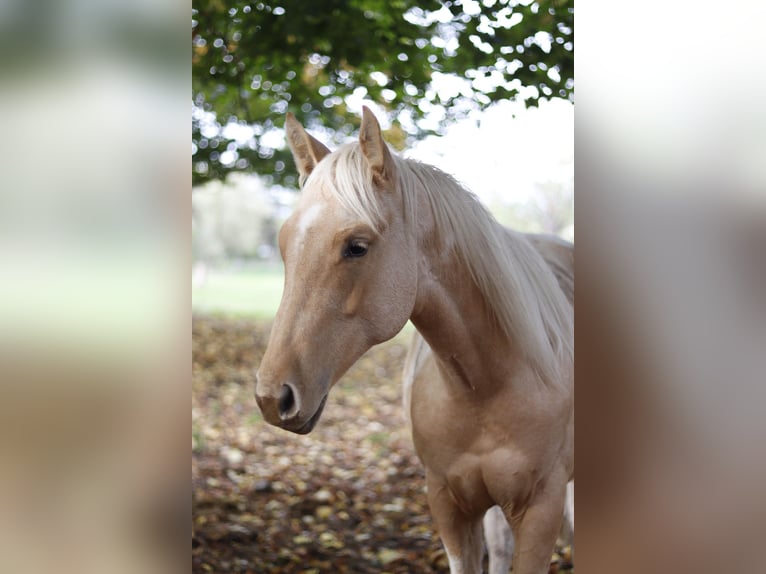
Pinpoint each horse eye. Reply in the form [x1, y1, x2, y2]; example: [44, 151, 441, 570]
[344, 240, 368, 258]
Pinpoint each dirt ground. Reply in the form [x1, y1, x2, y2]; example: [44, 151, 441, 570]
[192, 316, 572, 573]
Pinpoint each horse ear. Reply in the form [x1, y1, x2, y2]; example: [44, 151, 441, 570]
[285, 112, 331, 184]
[359, 106, 394, 186]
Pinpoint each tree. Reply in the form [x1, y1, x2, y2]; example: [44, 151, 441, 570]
[192, 0, 573, 186]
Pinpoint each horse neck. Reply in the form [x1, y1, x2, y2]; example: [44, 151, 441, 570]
[408, 215, 525, 394]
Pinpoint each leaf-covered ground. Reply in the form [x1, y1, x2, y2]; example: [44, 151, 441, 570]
[192, 316, 572, 573]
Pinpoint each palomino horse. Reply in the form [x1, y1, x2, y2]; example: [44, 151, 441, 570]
[255, 107, 574, 574]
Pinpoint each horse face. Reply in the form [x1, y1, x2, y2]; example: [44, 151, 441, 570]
[255, 108, 418, 434]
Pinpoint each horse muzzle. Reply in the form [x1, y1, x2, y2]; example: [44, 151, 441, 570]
[255, 374, 329, 434]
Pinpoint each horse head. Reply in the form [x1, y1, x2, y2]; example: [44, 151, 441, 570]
[254, 108, 418, 433]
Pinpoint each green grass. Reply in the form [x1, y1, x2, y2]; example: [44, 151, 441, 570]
[192, 264, 284, 319]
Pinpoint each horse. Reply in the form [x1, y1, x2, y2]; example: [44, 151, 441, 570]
[255, 107, 574, 574]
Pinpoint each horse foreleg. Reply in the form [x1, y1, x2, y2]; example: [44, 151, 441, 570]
[426, 472, 484, 574]
[505, 474, 568, 574]
[483, 505, 514, 574]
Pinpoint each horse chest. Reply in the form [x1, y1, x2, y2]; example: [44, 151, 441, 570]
[410, 369, 569, 509]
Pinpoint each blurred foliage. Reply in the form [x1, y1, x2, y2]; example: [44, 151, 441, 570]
[192, 0, 574, 186]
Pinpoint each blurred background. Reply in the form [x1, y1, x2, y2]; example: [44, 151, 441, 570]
[0, 1, 187, 574]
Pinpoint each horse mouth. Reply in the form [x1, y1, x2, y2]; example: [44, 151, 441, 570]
[290, 395, 328, 435]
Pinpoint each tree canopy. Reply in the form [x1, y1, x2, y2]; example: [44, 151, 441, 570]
[192, 0, 573, 187]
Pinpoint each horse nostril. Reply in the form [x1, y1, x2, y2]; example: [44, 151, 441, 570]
[278, 384, 296, 419]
